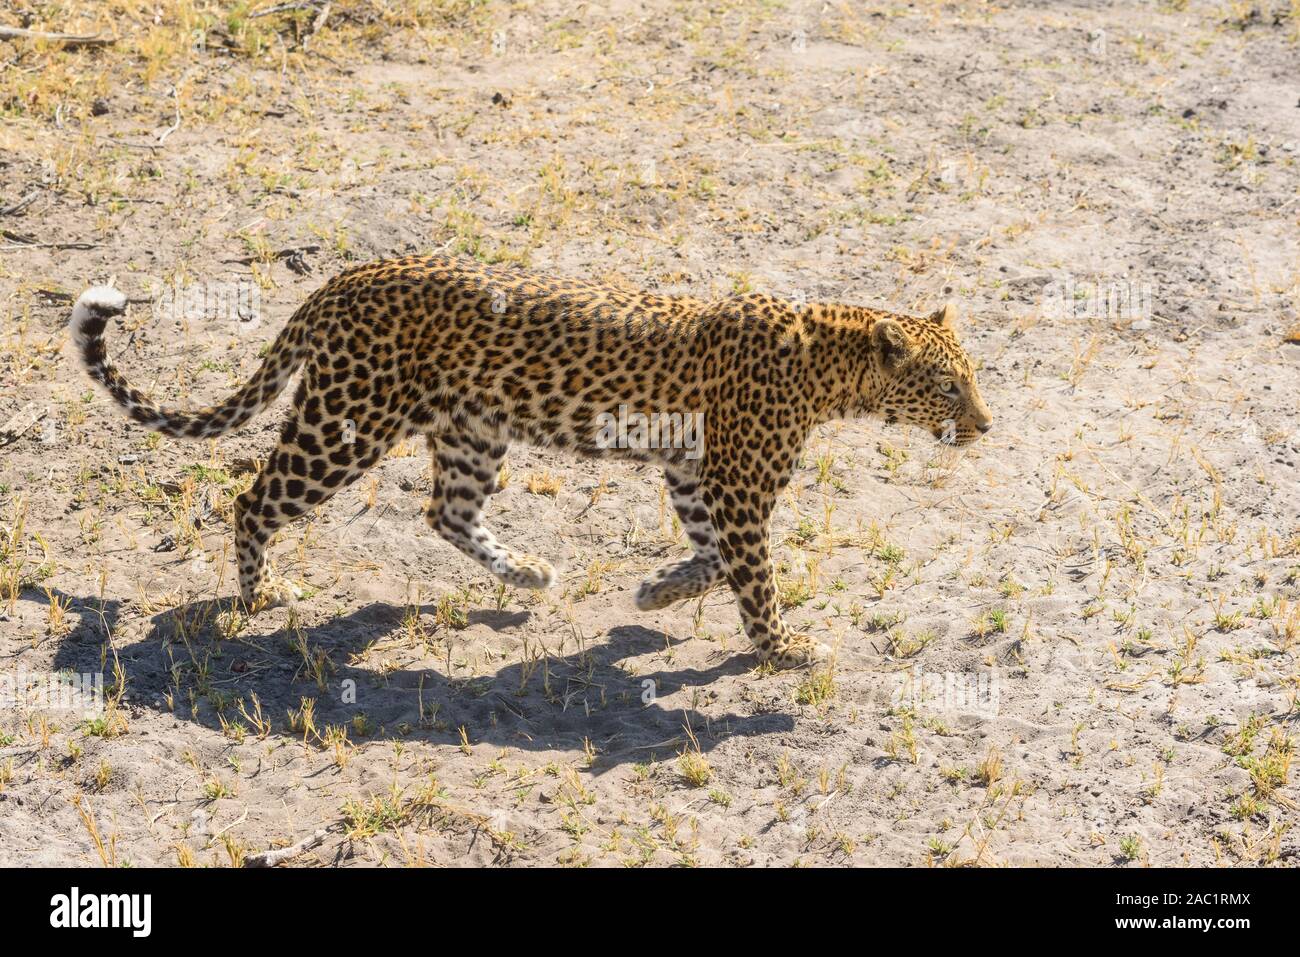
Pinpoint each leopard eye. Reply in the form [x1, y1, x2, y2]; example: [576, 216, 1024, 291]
[937, 379, 959, 398]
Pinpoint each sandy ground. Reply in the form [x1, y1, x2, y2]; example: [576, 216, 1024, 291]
[1, 0, 1298, 867]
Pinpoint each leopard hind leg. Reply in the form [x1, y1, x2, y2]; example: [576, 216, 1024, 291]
[235, 386, 400, 608]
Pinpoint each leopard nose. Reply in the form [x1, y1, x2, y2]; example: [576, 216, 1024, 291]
[977, 421, 992, 434]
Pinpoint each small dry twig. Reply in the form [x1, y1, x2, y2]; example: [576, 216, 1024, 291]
[250, 1, 326, 18]
[0, 228, 97, 251]
[157, 86, 182, 144]
[0, 192, 39, 216]
[0, 26, 115, 46]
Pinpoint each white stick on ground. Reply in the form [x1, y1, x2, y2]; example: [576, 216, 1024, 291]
[244, 828, 330, 868]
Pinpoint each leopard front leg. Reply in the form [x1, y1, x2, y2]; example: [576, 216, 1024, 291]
[425, 431, 555, 588]
[635, 466, 725, 611]
[699, 475, 830, 668]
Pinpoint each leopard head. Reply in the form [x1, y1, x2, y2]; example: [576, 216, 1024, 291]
[871, 304, 992, 447]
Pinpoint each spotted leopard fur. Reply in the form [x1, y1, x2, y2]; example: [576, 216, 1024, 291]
[70, 255, 992, 668]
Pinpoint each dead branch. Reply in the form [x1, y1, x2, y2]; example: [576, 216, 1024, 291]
[244, 827, 329, 867]
[0, 403, 46, 448]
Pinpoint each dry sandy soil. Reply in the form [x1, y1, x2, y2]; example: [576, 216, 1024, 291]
[1, 0, 1298, 867]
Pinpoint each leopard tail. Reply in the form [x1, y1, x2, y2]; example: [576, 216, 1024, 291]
[69, 285, 311, 439]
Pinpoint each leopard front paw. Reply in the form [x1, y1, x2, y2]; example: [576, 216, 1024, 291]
[245, 576, 302, 613]
[762, 634, 832, 669]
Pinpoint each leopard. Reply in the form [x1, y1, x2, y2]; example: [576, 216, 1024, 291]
[69, 255, 992, 668]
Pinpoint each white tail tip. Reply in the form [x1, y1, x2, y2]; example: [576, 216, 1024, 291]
[70, 286, 128, 352]
[71, 286, 128, 321]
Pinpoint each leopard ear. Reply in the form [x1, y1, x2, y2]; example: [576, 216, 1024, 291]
[871, 318, 917, 372]
[931, 303, 958, 328]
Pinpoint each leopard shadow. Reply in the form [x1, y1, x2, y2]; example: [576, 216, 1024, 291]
[42, 589, 791, 772]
